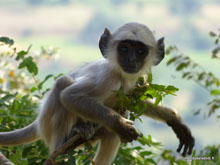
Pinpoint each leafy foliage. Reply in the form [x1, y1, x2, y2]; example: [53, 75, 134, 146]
[113, 73, 178, 122]
[115, 135, 161, 165]
[166, 45, 220, 117]
[0, 37, 14, 46]
[209, 29, 220, 59]
[0, 37, 58, 164]
[161, 30, 220, 163]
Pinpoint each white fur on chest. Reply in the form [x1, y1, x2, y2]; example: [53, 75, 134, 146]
[96, 78, 137, 104]
[97, 81, 121, 103]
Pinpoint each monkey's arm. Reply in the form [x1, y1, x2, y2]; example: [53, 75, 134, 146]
[143, 100, 195, 156]
[60, 83, 140, 143]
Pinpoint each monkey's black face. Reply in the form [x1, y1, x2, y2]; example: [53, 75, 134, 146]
[117, 40, 149, 74]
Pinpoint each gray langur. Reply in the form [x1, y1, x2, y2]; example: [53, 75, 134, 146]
[0, 22, 194, 165]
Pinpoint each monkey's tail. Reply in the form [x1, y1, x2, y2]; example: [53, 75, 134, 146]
[0, 121, 40, 146]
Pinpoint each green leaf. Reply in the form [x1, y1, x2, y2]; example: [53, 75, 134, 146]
[16, 45, 32, 60]
[176, 63, 188, 71]
[165, 45, 177, 54]
[191, 150, 197, 165]
[54, 73, 65, 80]
[154, 94, 162, 106]
[16, 50, 27, 60]
[0, 94, 16, 105]
[209, 31, 216, 37]
[198, 72, 205, 80]
[18, 56, 38, 75]
[145, 89, 157, 97]
[38, 74, 53, 90]
[187, 75, 193, 80]
[192, 63, 198, 68]
[193, 109, 201, 115]
[140, 95, 148, 101]
[145, 158, 157, 164]
[216, 80, 220, 87]
[211, 89, 220, 96]
[129, 113, 136, 121]
[138, 136, 151, 146]
[167, 57, 177, 65]
[0, 36, 14, 46]
[150, 84, 165, 91]
[140, 151, 153, 156]
[165, 85, 179, 93]
[67, 150, 76, 165]
[212, 47, 220, 56]
[147, 71, 153, 83]
[182, 72, 191, 78]
[31, 87, 38, 92]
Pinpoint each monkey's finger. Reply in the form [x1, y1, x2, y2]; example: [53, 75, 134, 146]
[177, 141, 184, 152]
[89, 122, 98, 128]
[122, 133, 135, 143]
[125, 132, 134, 142]
[120, 138, 127, 143]
[181, 144, 188, 157]
[188, 142, 194, 155]
[138, 132, 143, 137]
[135, 129, 143, 138]
[188, 145, 193, 155]
[128, 127, 139, 140]
[125, 119, 134, 125]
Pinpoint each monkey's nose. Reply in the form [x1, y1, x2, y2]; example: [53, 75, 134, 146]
[128, 54, 136, 63]
[128, 58, 136, 63]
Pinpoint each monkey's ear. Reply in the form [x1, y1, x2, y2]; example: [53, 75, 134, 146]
[99, 28, 111, 58]
[153, 37, 165, 66]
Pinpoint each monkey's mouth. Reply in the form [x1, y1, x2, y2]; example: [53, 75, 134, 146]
[121, 66, 138, 74]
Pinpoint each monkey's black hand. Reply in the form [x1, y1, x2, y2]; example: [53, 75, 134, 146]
[115, 118, 141, 143]
[167, 120, 195, 157]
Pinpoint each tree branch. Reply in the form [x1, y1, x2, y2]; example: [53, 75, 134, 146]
[44, 125, 99, 165]
[0, 152, 14, 165]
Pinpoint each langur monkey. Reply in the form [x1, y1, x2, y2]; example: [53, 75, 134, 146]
[0, 22, 194, 165]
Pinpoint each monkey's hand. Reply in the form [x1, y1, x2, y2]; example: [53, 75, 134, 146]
[167, 120, 195, 156]
[114, 118, 141, 143]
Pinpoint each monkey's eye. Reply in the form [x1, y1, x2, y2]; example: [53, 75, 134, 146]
[136, 48, 146, 55]
[119, 45, 128, 53]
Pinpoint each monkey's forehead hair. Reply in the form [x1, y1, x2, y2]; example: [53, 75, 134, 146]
[111, 22, 157, 48]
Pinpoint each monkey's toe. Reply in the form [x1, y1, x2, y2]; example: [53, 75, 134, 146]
[66, 122, 97, 141]
[76, 122, 97, 140]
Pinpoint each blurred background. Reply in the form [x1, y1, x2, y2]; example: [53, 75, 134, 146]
[0, 0, 219, 153]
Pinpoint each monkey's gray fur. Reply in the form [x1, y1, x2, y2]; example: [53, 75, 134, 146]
[0, 22, 194, 164]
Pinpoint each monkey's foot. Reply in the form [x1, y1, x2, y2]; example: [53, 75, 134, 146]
[66, 122, 98, 141]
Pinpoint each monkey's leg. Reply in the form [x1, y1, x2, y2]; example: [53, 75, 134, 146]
[143, 100, 195, 156]
[55, 75, 74, 91]
[93, 130, 120, 165]
[38, 74, 75, 152]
